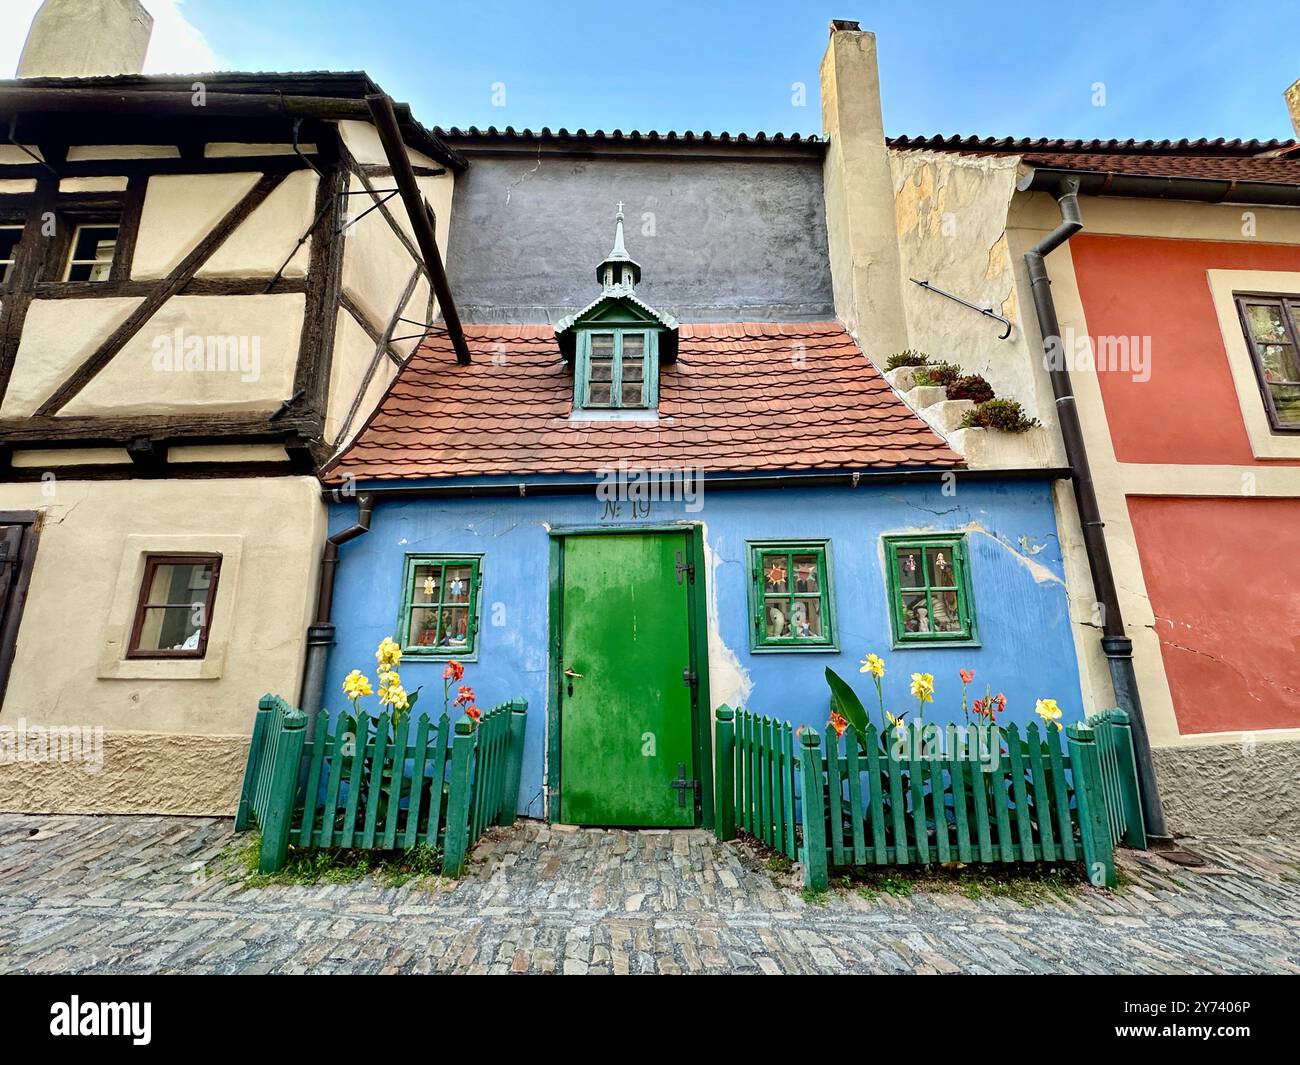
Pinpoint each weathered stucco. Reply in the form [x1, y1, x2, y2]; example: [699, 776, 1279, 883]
[1153, 741, 1300, 838]
[444, 154, 832, 323]
[0, 731, 248, 816]
[0, 478, 325, 739]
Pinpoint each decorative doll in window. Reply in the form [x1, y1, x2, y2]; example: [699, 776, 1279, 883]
[911, 602, 930, 633]
[767, 603, 788, 638]
[930, 591, 959, 632]
[792, 601, 813, 638]
[417, 612, 438, 646]
[934, 552, 949, 579]
[904, 553, 919, 586]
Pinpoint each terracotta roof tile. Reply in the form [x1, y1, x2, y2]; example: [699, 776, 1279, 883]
[888, 135, 1300, 185]
[323, 322, 962, 482]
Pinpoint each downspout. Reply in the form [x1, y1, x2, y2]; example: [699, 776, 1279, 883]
[1022, 176, 1170, 841]
[299, 493, 374, 738]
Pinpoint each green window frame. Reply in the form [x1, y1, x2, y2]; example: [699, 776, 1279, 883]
[397, 554, 483, 659]
[883, 534, 978, 647]
[746, 539, 837, 652]
[575, 327, 659, 410]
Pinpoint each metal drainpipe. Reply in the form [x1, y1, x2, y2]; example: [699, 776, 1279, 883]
[1023, 177, 1170, 842]
[299, 493, 374, 739]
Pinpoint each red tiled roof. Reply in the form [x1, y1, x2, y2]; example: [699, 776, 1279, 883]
[889, 135, 1300, 185]
[323, 322, 963, 483]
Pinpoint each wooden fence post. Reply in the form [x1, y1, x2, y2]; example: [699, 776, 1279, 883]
[714, 706, 736, 841]
[1068, 723, 1116, 889]
[258, 707, 306, 874]
[798, 727, 829, 892]
[501, 700, 529, 827]
[235, 694, 275, 831]
[1107, 709, 1148, 849]
[442, 719, 477, 876]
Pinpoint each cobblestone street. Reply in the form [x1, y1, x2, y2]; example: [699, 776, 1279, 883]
[0, 814, 1297, 974]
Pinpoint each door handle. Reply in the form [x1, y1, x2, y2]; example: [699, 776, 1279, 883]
[563, 667, 583, 697]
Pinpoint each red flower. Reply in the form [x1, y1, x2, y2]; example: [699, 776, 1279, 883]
[828, 711, 848, 738]
[454, 685, 476, 707]
[442, 660, 465, 682]
[464, 705, 481, 722]
[960, 669, 975, 685]
[993, 693, 1007, 713]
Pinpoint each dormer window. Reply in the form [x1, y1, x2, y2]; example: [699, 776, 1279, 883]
[556, 204, 680, 418]
[578, 328, 658, 409]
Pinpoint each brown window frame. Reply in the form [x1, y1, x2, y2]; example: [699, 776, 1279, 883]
[127, 554, 222, 660]
[1233, 292, 1300, 434]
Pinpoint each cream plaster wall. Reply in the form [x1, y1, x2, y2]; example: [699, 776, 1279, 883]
[131, 172, 261, 278]
[65, 144, 180, 160]
[325, 308, 378, 445]
[61, 293, 305, 416]
[199, 170, 317, 279]
[1, 297, 143, 417]
[337, 121, 445, 172]
[0, 477, 325, 737]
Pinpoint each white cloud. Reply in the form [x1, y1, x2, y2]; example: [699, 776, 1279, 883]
[0, 0, 222, 79]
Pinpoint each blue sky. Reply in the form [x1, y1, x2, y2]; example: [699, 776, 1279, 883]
[10, 1, 1300, 141]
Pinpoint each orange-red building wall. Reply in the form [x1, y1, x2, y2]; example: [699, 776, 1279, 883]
[1127, 496, 1300, 734]
[1069, 234, 1300, 467]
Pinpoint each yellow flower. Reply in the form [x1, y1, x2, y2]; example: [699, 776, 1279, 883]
[375, 637, 402, 671]
[378, 670, 409, 711]
[910, 672, 934, 704]
[1035, 698, 1063, 731]
[860, 653, 885, 678]
[885, 711, 905, 728]
[342, 669, 372, 699]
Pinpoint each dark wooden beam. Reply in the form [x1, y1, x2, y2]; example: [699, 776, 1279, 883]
[365, 93, 470, 365]
[34, 170, 289, 415]
[0, 155, 315, 180]
[0, 412, 315, 447]
[292, 133, 348, 430]
[32, 276, 309, 299]
[0, 178, 56, 406]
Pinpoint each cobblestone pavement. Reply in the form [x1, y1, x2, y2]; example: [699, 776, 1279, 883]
[0, 814, 1298, 974]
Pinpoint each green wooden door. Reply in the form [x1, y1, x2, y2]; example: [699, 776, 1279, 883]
[558, 532, 696, 826]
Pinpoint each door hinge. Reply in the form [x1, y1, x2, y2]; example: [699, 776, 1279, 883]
[674, 550, 694, 585]
[670, 762, 699, 808]
[682, 668, 697, 688]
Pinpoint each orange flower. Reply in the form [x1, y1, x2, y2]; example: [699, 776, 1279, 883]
[960, 668, 974, 685]
[442, 660, 465, 682]
[828, 711, 848, 738]
[454, 685, 476, 707]
[464, 705, 481, 722]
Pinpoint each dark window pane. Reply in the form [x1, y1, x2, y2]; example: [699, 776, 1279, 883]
[590, 333, 615, 357]
[931, 590, 961, 632]
[440, 607, 470, 647]
[764, 599, 790, 639]
[443, 565, 472, 603]
[413, 564, 440, 604]
[791, 554, 819, 593]
[409, 606, 440, 646]
[0, 226, 21, 284]
[1269, 382, 1300, 427]
[622, 333, 645, 357]
[926, 547, 956, 588]
[896, 548, 923, 588]
[1245, 303, 1289, 345]
[66, 225, 118, 282]
[136, 605, 204, 652]
[900, 592, 929, 633]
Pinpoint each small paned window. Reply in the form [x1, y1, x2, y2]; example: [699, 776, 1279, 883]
[576, 329, 657, 410]
[1235, 294, 1300, 431]
[0, 226, 23, 285]
[64, 223, 120, 282]
[884, 535, 976, 646]
[128, 555, 221, 658]
[399, 555, 482, 657]
[747, 541, 836, 651]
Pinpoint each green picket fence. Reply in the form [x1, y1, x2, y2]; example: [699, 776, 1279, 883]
[236, 694, 528, 877]
[715, 706, 1141, 891]
[1088, 708, 1147, 850]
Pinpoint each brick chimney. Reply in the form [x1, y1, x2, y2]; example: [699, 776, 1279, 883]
[17, 0, 154, 79]
[819, 20, 907, 359]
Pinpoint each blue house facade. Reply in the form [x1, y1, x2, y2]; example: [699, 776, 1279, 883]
[317, 132, 1085, 827]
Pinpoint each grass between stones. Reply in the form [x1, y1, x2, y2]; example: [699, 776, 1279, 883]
[227, 832, 446, 890]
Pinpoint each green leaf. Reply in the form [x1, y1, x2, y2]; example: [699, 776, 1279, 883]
[825, 667, 871, 742]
